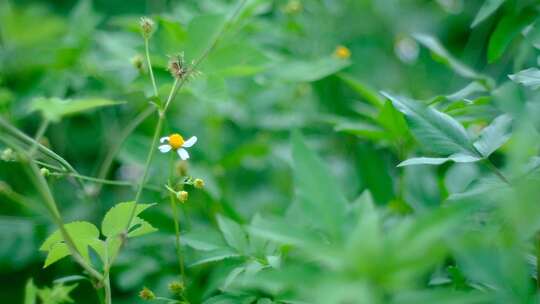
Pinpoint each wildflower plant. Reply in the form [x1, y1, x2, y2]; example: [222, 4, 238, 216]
[2, 0, 540, 303]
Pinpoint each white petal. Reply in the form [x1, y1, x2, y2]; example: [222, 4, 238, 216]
[159, 144, 172, 153]
[182, 136, 197, 147]
[177, 148, 189, 160]
[160, 136, 169, 143]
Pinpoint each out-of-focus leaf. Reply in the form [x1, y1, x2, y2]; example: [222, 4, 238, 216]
[487, 10, 536, 63]
[399, 153, 481, 167]
[101, 202, 156, 238]
[509, 68, 540, 89]
[291, 131, 348, 239]
[338, 73, 384, 108]
[183, 228, 228, 251]
[473, 114, 512, 157]
[190, 247, 241, 267]
[24, 279, 37, 304]
[413, 34, 484, 81]
[30, 97, 124, 122]
[355, 144, 395, 204]
[382, 92, 479, 157]
[37, 283, 78, 304]
[471, 0, 505, 28]
[216, 215, 249, 254]
[203, 42, 270, 76]
[185, 14, 226, 62]
[270, 56, 350, 82]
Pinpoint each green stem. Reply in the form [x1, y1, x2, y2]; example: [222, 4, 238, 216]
[48, 172, 162, 191]
[29, 118, 49, 156]
[483, 158, 510, 185]
[104, 274, 112, 304]
[145, 37, 159, 97]
[168, 153, 185, 281]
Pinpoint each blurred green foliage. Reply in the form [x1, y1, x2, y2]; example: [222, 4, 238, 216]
[2, 0, 540, 303]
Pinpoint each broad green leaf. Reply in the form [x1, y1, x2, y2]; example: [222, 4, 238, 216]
[487, 10, 536, 63]
[334, 120, 388, 140]
[216, 215, 248, 253]
[525, 19, 540, 49]
[222, 266, 245, 290]
[40, 221, 100, 267]
[270, 56, 350, 82]
[377, 100, 410, 141]
[30, 97, 124, 122]
[473, 114, 512, 157]
[291, 131, 348, 239]
[24, 279, 37, 304]
[382, 92, 479, 156]
[471, 0, 505, 28]
[101, 202, 156, 238]
[413, 34, 483, 80]
[249, 216, 321, 249]
[509, 68, 540, 89]
[398, 153, 481, 167]
[189, 247, 240, 267]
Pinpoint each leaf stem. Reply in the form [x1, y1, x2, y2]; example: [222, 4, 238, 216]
[483, 158, 510, 185]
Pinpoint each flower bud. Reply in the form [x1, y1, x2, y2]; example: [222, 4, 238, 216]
[177, 190, 189, 203]
[139, 17, 155, 39]
[175, 160, 189, 176]
[1, 148, 15, 161]
[194, 178, 205, 189]
[168, 281, 185, 294]
[131, 54, 144, 72]
[334, 45, 351, 60]
[284, 0, 302, 14]
[139, 287, 155, 300]
[40, 168, 50, 177]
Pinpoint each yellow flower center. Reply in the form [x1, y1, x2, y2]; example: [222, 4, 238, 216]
[168, 133, 184, 149]
[335, 45, 351, 59]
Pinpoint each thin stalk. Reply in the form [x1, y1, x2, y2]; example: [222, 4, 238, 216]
[29, 118, 49, 156]
[104, 274, 112, 304]
[168, 153, 185, 281]
[48, 172, 162, 191]
[145, 37, 159, 97]
[0, 118, 86, 189]
[95, 106, 155, 194]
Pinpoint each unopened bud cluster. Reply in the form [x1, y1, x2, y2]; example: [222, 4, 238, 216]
[139, 17, 155, 39]
[177, 190, 189, 203]
[139, 287, 155, 300]
[168, 281, 185, 294]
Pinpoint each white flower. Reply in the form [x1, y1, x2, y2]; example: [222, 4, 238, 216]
[158, 133, 197, 160]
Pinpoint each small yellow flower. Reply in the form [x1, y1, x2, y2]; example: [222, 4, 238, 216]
[177, 190, 189, 203]
[194, 178, 205, 189]
[334, 45, 351, 60]
[139, 287, 155, 300]
[159, 133, 197, 160]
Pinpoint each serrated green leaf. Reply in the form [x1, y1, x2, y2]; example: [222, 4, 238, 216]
[291, 131, 348, 240]
[487, 10, 536, 63]
[471, 0, 505, 28]
[30, 97, 124, 122]
[40, 221, 100, 267]
[473, 114, 512, 157]
[101, 201, 156, 238]
[509, 68, 540, 89]
[216, 215, 248, 253]
[382, 92, 479, 157]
